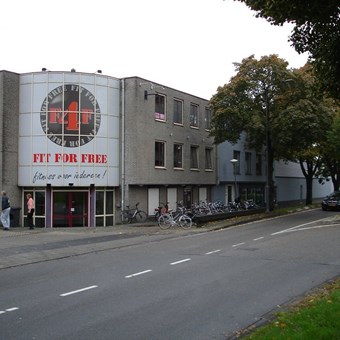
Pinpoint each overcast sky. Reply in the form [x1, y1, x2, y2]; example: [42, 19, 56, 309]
[1, 0, 308, 99]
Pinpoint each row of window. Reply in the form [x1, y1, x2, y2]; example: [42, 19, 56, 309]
[155, 141, 213, 170]
[155, 94, 211, 129]
[233, 151, 263, 176]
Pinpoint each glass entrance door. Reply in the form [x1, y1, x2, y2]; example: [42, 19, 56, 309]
[53, 191, 88, 227]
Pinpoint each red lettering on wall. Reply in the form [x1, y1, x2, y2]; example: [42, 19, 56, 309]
[33, 153, 51, 162]
[54, 153, 78, 163]
[81, 108, 92, 124]
[81, 154, 107, 164]
[48, 104, 93, 132]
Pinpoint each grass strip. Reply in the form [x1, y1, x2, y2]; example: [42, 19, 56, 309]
[243, 278, 340, 339]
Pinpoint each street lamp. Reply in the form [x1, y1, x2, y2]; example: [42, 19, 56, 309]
[230, 158, 238, 201]
[264, 86, 270, 213]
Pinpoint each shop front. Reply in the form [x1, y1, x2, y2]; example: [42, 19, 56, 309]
[18, 71, 120, 227]
[53, 190, 88, 227]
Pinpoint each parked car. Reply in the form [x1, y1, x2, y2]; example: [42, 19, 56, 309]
[321, 191, 340, 211]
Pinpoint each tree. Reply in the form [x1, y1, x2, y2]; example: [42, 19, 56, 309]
[271, 65, 333, 204]
[234, 0, 340, 99]
[319, 113, 340, 191]
[210, 55, 294, 210]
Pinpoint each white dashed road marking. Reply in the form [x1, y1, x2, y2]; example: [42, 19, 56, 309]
[60, 285, 98, 297]
[205, 249, 221, 255]
[170, 258, 191, 265]
[232, 242, 245, 248]
[125, 269, 152, 278]
[0, 307, 19, 315]
[253, 237, 264, 241]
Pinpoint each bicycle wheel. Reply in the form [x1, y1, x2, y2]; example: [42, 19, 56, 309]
[121, 211, 130, 224]
[179, 215, 192, 229]
[158, 215, 172, 229]
[135, 210, 147, 223]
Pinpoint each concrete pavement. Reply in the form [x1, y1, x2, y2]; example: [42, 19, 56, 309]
[0, 220, 220, 269]
[0, 214, 259, 269]
[1, 206, 337, 270]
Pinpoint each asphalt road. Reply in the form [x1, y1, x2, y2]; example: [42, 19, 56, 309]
[0, 209, 339, 339]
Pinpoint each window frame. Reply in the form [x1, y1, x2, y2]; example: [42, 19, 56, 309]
[155, 140, 166, 168]
[256, 153, 262, 175]
[204, 107, 211, 130]
[245, 151, 252, 175]
[190, 145, 199, 169]
[173, 143, 183, 169]
[233, 150, 241, 174]
[155, 94, 166, 121]
[205, 147, 213, 170]
[190, 103, 199, 128]
[173, 98, 183, 125]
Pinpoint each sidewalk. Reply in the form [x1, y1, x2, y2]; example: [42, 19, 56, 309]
[1, 206, 337, 270]
[0, 214, 258, 269]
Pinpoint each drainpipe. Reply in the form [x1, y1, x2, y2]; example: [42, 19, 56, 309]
[121, 79, 126, 217]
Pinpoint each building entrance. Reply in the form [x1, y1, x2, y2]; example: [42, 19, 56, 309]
[53, 191, 88, 227]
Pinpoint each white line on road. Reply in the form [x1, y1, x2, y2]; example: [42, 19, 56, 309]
[271, 218, 329, 235]
[283, 224, 338, 232]
[205, 249, 221, 255]
[253, 237, 264, 241]
[125, 269, 152, 278]
[170, 258, 191, 265]
[232, 242, 245, 248]
[0, 307, 19, 315]
[6, 307, 19, 312]
[60, 285, 98, 297]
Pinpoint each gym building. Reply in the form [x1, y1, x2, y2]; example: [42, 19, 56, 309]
[0, 70, 216, 227]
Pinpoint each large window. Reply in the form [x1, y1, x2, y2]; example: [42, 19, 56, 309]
[233, 150, 241, 174]
[205, 108, 211, 130]
[96, 189, 114, 227]
[190, 145, 199, 169]
[155, 94, 166, 120]
[173, 143, 183, 169]
[256, 154, 262, 175]
[245, 152, 252, 175]
[155, 141, 166, 167]
[173, 99, 183, 125]
[205, 148, 213, 170]
[23, 190, 45, 228]
[190, 103, 199, 128]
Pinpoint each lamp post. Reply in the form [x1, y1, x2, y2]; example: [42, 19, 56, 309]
[230, 158, 238, 201]
[264, 86, 270, 213]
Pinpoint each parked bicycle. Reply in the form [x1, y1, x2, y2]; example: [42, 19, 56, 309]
[154, 202, 169, 221]
[121, 202, 147, 224]
[157, 206, 192, 230]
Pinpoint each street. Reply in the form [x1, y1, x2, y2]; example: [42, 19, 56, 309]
[0, 209, 339, 339]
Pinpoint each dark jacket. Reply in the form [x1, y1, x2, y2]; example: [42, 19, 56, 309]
[2, 196, 10, 210]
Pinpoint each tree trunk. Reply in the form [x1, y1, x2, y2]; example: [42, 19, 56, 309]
[305, 175, 313, 205]
[268, 148, 275, 211]
[299, 158, 319, 205]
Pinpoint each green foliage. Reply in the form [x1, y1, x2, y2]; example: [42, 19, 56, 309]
[319, 112, 340, 191]
[210, 56, 336, 205]
[244, 279, 340, 339]
[272, 99, 332, 160]
[325, 115, 340, 159]
[237, 0, 338, 25]
[235, 0, 340, 99]
[210, 54, 292, 152]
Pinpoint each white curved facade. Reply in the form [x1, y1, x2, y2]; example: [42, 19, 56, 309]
[18, 72, 120, 187]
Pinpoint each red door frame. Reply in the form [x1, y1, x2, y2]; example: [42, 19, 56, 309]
[53, 191, 88, 227]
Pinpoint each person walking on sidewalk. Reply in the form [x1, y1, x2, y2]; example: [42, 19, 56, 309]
[1, 191, 11, 230]
[26, 193, 35, 229]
